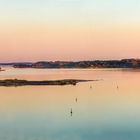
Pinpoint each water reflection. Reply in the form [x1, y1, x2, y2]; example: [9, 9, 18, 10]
[90, 85, 92, 89]
[70, 108, 73, 117]
[0, 67, 140, 139]
[75, 98, 78, 103]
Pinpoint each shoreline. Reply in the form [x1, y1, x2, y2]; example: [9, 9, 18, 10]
[1, 59, 140, 69]
[0, 79, 95, 87]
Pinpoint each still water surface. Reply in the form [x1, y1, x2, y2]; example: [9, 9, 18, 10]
[0, 67, 140, 140]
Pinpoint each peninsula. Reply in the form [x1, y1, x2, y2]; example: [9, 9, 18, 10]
[0, 79, 94, 87]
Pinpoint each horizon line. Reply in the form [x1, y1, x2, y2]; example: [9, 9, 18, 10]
[0, 58, 140, 64]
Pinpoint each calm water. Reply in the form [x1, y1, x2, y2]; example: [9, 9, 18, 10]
[0, 67, 140, 140]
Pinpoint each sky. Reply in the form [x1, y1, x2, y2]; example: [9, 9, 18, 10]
[0, 0, 140, 62]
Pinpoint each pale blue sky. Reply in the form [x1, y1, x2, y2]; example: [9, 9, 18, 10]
[1, 0, 140, 25]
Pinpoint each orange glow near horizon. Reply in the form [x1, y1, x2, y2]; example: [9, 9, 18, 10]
[1, 23, 140, 62]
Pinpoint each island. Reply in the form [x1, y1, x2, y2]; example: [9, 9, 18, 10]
[0, 79, 95, 87]
[12, 59, 140, 69]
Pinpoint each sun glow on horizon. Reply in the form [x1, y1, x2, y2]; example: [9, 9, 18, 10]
[0, 0, 140, 62]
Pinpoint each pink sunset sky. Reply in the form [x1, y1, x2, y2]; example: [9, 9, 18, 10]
[0, 0, 140, 62]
